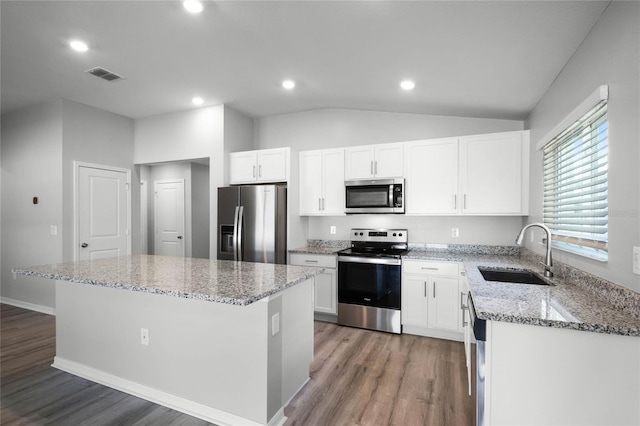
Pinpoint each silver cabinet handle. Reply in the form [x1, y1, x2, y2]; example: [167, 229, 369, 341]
[259, 165, 262, 177]
[433, 282, 436, 298]
[305, 260, 318, 263]
[421, 267, 439, 270]
[319, 198, 322, 211]
[424, 281, 427, 298]
[252, 165, 256, 178]
[322, 198, 325, 210]
[370, 161, 374, 176]
[374, 160, 378, 175]
[463, 194, 467, 209]
[454, 194, 457, 209]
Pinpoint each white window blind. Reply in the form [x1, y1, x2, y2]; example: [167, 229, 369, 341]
[542, 100, 608, 261]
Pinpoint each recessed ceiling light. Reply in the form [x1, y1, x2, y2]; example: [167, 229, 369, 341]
[183, 0, 203, 14]
[69, 40, 89, 52]
[400, 80, 416, 91]
[192, 97, 204, 105]
[282, 80, 295, 90]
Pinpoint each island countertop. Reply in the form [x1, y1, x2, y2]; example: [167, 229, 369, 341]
[13, 254, 324, 306]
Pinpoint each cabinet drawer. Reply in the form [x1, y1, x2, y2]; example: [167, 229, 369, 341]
[290, 253, 337, 269]
[403, 260, 459, 277]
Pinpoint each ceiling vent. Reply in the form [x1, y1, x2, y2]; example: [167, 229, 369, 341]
[85, 66, 125, 82]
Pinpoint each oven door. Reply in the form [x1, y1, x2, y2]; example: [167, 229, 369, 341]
[337, 256, 401, 309]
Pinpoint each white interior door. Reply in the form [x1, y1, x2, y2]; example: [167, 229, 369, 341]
[78, 165, 130, 261]
[154, 179, 185, 257]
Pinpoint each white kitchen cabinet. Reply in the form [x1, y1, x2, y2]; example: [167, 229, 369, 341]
[459, 131, 529, 215]
[483, 320, 639, 425]
[405, 138, 459, 214]
[289, 253, 337, 315]
[344, 143, 404, 180]
[404, 131, 529, 216]
[229, 147, 289, 184]
[299, 148, 345, 215]
[402, 260, 462, 340]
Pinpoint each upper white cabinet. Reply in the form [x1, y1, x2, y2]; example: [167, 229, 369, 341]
[405, 131, 529, 216]
[459, 131, 529, 215]
[344, 143, 404, 180]
[230, 147, 289, 184]
[299, 148, 345, 215]
[405, 138, 459, 214]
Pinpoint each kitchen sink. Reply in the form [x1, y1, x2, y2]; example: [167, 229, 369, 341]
[477, 267, 551, 285]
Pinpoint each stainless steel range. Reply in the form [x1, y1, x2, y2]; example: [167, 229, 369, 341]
[336, 228, 408, 334]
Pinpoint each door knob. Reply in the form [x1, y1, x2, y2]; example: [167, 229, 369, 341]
[177, 236, 183, 240]
[81, 243, 88, 248]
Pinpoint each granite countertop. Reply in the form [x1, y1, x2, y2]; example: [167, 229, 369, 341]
[289, 246, 344, 255]
[404, 248, 640, 337]
[12, 255, 324, 306]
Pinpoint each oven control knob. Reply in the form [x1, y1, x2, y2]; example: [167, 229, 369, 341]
[354, 232, 358, 236]
[393, 233, 397, 236]
[359, 232, 364, 236]
[399, 233, 403, 237]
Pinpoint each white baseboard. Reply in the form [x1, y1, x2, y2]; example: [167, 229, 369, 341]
[53, 357, 287, 426]
[1, 297, 56, 316]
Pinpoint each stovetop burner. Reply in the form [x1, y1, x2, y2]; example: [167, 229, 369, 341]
[337, 228, 409, 259]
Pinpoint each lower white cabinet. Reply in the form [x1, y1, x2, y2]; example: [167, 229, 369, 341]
[290, 253, 337, 315]
[402, 260, 463, 340]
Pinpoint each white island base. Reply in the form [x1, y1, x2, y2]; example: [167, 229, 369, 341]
[52, 278, 314, 426]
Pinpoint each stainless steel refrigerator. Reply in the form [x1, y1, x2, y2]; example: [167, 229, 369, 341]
[217, 185, 287, 264]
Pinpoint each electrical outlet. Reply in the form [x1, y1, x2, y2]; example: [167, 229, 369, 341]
[50, 225, 57, 236]
[140, 328, 149, 346]
[451, 228, 459, 238]
[330, 226, 337, 235]
[633, 247, 640, 275]
[272, 313, 280, 336]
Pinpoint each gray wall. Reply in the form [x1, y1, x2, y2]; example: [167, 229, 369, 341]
[223, 106, 255, 186]
[191, 162, 210, 259]
[1, 99, 135, 310]
[1, 100, 64, 310]
[256, 108, 525, 247]
[525, 1, 640, 292]
[135, 105, 224, 258]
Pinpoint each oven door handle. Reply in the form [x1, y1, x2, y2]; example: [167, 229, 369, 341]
[338, 256, 402, 266]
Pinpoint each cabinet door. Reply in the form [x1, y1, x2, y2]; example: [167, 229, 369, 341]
[460, 132, 524, 214]
[405, 138, 459, 214]
[321, 149, 345, 215]
[428, 277, 460, 331]
[230, 151, 258, 184]
[257, 149, 287, 182]
[374, 143, 404, 178]
[344, 146, 375, 180]
[299, 151, 323, 215]
[314, 269, 337, 314]
[401, 276, 429, 327]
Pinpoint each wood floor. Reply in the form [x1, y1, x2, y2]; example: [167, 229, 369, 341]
[1, 304, 473, 425]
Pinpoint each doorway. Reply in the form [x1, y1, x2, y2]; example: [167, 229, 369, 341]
[139, 159, 210, 258]
[154, 179, 185, 257]
[75, 162, 131, 261]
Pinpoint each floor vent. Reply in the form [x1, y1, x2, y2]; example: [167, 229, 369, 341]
[85, 66, 125, 82]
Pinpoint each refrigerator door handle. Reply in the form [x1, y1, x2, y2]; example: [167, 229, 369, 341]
[237, 206, 244, 261]
[232, 206, 240, 261]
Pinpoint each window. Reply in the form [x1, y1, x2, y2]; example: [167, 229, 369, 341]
[542, 97, 608, 261]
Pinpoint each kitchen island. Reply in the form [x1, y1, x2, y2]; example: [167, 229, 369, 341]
[13, 255, 324, 426]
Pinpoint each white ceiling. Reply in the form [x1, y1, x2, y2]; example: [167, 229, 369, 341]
[1, 1, 610, 120]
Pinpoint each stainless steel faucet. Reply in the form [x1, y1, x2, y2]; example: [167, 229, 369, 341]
[515, 223, 553, 278]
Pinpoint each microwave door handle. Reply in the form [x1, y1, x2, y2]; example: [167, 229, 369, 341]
[389, 184, 394, 208]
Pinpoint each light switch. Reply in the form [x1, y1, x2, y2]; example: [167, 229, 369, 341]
[50, 225, 57, 236]
[330, 226, 337, 235]
[633, 247, 640, 275]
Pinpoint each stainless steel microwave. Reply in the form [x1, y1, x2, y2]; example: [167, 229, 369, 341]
[344, 178, 404, 214]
